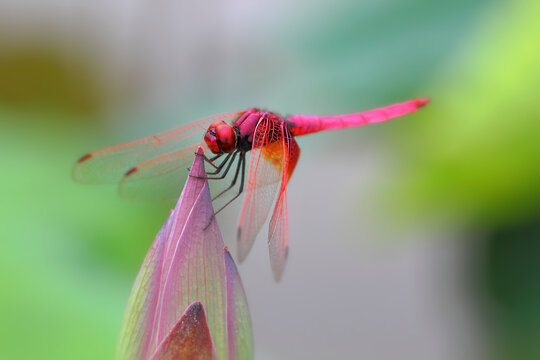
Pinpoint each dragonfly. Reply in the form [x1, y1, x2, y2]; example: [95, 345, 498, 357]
[73, 98, 429, 280]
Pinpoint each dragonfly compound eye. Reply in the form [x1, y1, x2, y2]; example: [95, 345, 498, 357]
[215, 124, 236, 153]
[204, 125, 220, 153]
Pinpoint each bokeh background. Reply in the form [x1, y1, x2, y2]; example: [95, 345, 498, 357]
[1, 0, 539, 359]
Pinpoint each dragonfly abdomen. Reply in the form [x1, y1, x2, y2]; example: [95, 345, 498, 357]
[287, 98, 429, 136]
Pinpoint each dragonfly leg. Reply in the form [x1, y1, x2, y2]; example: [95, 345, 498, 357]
[206, 152, 233, 175]
[190, 151, 237, 180]
[213, 152, 246, 216]
[212, 151, 243, 201]
[202, 152, 238, 180]
[195, 152, 223, 170]
[189, 152, 223, 172]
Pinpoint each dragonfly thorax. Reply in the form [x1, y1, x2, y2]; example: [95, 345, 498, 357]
[204, 121, 237, 154]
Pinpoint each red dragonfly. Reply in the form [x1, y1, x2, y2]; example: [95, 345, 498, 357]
[74, 98, 429, 280]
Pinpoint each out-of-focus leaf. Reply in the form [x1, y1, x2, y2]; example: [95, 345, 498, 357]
[151, 301, 216, 360]
[224, 248, 253, 360]
[386, 0, 540, 226]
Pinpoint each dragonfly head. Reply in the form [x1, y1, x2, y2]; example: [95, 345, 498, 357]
[205, 121, 237, 154]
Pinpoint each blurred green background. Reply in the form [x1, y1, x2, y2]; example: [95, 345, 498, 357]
[1, 0, 539, 359]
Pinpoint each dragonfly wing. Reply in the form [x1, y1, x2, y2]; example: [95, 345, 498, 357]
[118, 143, 208, 201]
[72, 111, 242, 184]
[268, 188, 289, 281]
[237, 117, 287, 263]
[267, 136, 300, 281]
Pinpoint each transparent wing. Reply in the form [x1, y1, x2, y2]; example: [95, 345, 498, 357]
[120, 142, 250, 203]
[236, 116, 287, 263]
[118, 143, 207, 201]
[72, 111, 242, 184]
[268, 136, 300, 281]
